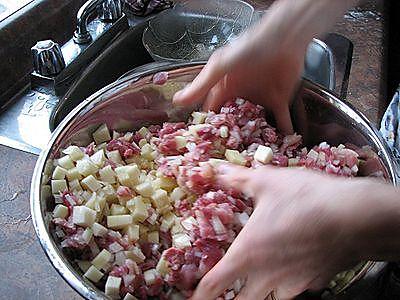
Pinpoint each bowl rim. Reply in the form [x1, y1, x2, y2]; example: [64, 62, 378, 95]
[30, 62, 400, 300]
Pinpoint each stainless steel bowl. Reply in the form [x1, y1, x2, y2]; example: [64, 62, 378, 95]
[31, 62, 400, 300]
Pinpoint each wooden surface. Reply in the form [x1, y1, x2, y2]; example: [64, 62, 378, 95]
[0, 0, 386, 299]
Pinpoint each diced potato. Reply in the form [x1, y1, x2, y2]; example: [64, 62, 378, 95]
[147, 231, 159, 243]
[254, 145, 273, 164]
[92, 249, 112, 270]
[107, 215, 133, 229]
[235, 212, 249, 226]
[105, 276, 122, 298]
[110, 204, 128, 215]
[153, 176, 176, 192]
[82, 228, 93, 243]
[57, 155, 75, 169]
[125, 198, 136, 212]
[143, 269, 159, 285]
[81, 175, 102, 192]
[170, 187, 186, 202]
[146, 210, 158, 225]
[181, 216, 198, 230]
[107, 150, 124, 165]
[131, 196, 149, 222]
[125, 224, 140, 242]
[69, 179, 83, 192]
[288, 158, 300, 167]
[99, 165, 116, 183]
[192, 111, 207, 124]
[172, 233, 191, 249]
[90, 149, 106, 167]
[52, 166, 67, 180]
[76, 159, 99, 177]
[77, 260, 91, 272]
[171, 222, 185, 235]
[138, 126, 150, 138]
[66, 167, 82, 181]
[72, 206, 97, 227]
[51, 179, 67, 194]
[85, 192, 98, 209]
[124, 247, 145, 263]
[160, 212, 176, 232]
[156, 256, 169, 276]
[62, 145, 84, 161]
[175, 136, 187, 150]
[135, 181, 153, 197]
[92, 222, 108, 237]
[96, 142, 107, 151]
[93, 124, 111, 144]
[225, 149, 247, 166]
[141, 144, 154, 160]
[115, 165, 140, 187]
[53, 204, 69, 219]
[94, 195, 106, 213]
[123, 293, 138, 300]
[188, 124, 209, 137]
[102, 184, 117, 202]
[151, 189, 169, 208]
[83, 265, 103, 283]
[220, 126, 229, 138]
[139, 139, 147, 148]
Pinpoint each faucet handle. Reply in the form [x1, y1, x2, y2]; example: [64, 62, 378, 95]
[31, 40, 66, 76]
[98, 0, 123, 22]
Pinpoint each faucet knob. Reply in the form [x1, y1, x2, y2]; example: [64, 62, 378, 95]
[98, 0, 123, 22]
[31, 40, 66, 76]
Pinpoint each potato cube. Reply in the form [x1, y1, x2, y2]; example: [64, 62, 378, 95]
[57, 155, 75, 169]
[110, 204, 128, 215]
[288, 158, 300, 167]
[254, 145, 273, 164]
[160, 212, 176, 232]
[93, 123, 111, 144]
[172, 233, 191, 249]
[156, 256, 169, 276]
[188, 124, 209, 137]
[131, 196, 149, 222]
[92, 222, 108, 237]
[191, 111, 207, 124]
[107, 150, 124, 165]
[66, 167, 82, 181]
[225, 149, 247, 166]
[135, 181, 153, 197]
[99, 165, 116, 183]
[53, 204, 69, 219]
[81, 175, 102, 192]
[138, 126, 150, 138]
[107, 215, 132, 229]
[82, 228, 93, 243]
[90, 149, 106, 167]
[83, 265, 103, 283]
[105, 276, 122, 297]
[115, 165, 140, 187]
[175, 136, 187, 150]
[170, 187, 186, 202]
[139, 139, 147, 148]
[147, 231, 159, 243]
[77, 260, 91, 272]
[92, 249, 112, 270]
[72, 206, 97, 227]
[125, 224, 140, 242]
[141, 144, 154, 160]
[76, 159, 99, 177]
[69, 179, 83, 192]
[62, 145, 84, 161]
[171, 222, 185, 235]
[144, 269, 159, 285]
[52, 166, 67, 180]
[181, 216, 198, 230]
[153, 176, 176, 192]
[123, 293, 138, 300]
[151, 189, 169, 208]
[51, 179, 67, 194]
[219, 126, 229, 138]
[124, 247, 145, 263]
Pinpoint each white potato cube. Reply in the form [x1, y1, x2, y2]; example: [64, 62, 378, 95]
[171, 222, 185, 235]
[76, 159, 99, 177]
[175, 136, 187, 150]
[66, 167, 82, 181]
[69, 179, 83, 192]
[92, 222, 108, 237]
[143, 269, 159, 285]
[124, 247, 145, 263]
[147, 231, 159, 243]
[53, 204, 69, 219]
[153, 176, 176, 192]
[81, 175, 102, 192]
[107, 150, 124, 165]
[99, 165, 116, 183]
[135, 181, 153, 197]
[125, 224, 140, 242]
[151, 189, 169, 208]
[172, 233, 191, 249]
[52, 166, 67, 180]
[156, 256, 169, 276]
[107, 215, 132, 229]
[192, 111, 207, 124]
[72, 206, 97, 227]
[181, 216, 198, 231]
[83, 265, 103, 283]
[160, 212, 176, 232]
[138, 126, 150, 138]
[105, 276, 122, 297]
[235, 212, 249, 227]
[123, 293, 138, 300]
[219, 126, 229, 138]
[131, 196, 149, 222]
[188, 124, 209, 137]
[139, 139, 147, 148]
[141, 144, 154, 160]
[170, 187, 186, 202]
[115, 165, 140, 187]
[58, 155, 75, 169]
[82, 228, 93, 243]
[90, 149, 106, 167]
[93, 124, 111, 144]
[110, 204, 128, 215]
[62, 145, 84, 161]
[77, 260, 91, 272]
[254, 145, 273, 164]
[225, 149, 247, 166]
[51, 179, 67, 194]
[288, 158, 300, 167]
[92, 249, 112, 270]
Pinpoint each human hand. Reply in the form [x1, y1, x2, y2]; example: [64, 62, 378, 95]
[191, 164, 387, 300]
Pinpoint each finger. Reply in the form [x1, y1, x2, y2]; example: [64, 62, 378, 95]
[173, 50, 227, 106]
[273, 105, 294, 135]
[203, 78, 233, 112]
[235, 275, 273, 300]
[191, 243, 246, 300]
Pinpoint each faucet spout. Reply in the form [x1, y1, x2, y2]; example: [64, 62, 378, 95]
[73, 0, 103, 44]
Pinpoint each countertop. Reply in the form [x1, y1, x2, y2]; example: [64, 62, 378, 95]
[0, 0, 386, 299]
